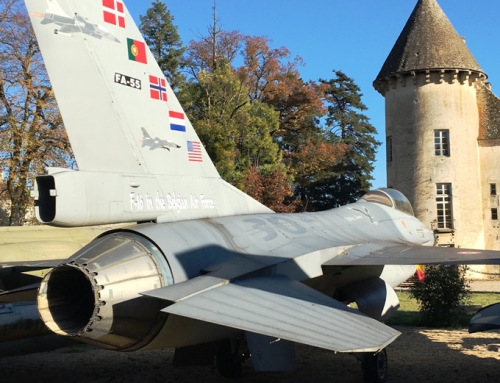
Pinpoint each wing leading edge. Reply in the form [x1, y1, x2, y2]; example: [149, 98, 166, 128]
[143, 275, 400, 353]
[322, 242, 500, 266]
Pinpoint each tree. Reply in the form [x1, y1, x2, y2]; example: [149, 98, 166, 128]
[244, 165, 298, 213]
[410, 265, 470, 327]
[0, 0, 72, 225]
[236, 36, 353, 211]
[288, 135, 348, 210]
[180, 12, 373, 212]
[305, 70, 380, 210]
[180, 10, 298, 211]
[139, 0, 186, 91]
[190, 60, 281, 187]
[185, 28, 243, 78]
[185, 26, 327, 152]
[237, 35, 325, 149]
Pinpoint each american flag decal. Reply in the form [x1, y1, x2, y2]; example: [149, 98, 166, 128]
[187, 141, 202, 162]
[149, 75, 168, 102]
[103, 0, 126, 28]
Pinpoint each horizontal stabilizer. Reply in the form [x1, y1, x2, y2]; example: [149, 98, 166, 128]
[0, 242, 78, 268]
[142, 256, 270, 302]
[323, 243, 500, 266]
[0, 224, 118, 265]
[469, 302, 500, 333]
[0, 283, 39, 303]
[148, 275, 400, 353]
[144, 275, 228, 302]
[0, 259, 62, 269]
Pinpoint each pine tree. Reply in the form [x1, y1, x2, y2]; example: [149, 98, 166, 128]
[139, 1, 186, 91]
[304, 70, 380, 210]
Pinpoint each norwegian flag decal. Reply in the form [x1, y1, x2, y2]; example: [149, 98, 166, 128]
[149, 75, 168, 102]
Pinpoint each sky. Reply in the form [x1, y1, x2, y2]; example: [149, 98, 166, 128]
[126, 0, 500, 189]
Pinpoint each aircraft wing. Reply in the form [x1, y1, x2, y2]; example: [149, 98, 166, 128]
[0, 283, 40, 303]
[0, 224, 126, 266]
[322, 242, 500, 266]
[0, 242, 80, 268]
[57, 23, 82, 34]
[143, 275, 400, 353]
[0, 225, 125, 302]
[469, 302, 500, 333]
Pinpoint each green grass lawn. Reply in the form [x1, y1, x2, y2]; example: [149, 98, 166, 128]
[385, 292, 500, 327]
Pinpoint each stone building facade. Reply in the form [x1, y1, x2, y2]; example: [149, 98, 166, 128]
[373, 0, 500, 277]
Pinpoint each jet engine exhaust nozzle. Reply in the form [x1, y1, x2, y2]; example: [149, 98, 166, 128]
[37, 232, 172, 351]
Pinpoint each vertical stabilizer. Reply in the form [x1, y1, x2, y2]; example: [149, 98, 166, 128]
[45, 0, 66, 15]
[25, 0, 219, 178]
[24, 0, 272, 226]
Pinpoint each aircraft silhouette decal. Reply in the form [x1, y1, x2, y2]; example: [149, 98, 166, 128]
[32, 0, 120, 42]
[139, 128, 181, 151]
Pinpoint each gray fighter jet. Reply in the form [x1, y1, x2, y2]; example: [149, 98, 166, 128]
[140, 127, 181, 151]
[4, 1, 500, 382]
[40, 12, 119, 42]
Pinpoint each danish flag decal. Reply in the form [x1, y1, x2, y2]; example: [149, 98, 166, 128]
[103, 0, 126, 28]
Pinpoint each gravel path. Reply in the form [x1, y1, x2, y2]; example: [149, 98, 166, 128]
[469, 280, 500, 292]
[2, 326, 500, 383]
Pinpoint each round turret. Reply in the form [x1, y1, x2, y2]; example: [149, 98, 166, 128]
[374, 0, 488, 249]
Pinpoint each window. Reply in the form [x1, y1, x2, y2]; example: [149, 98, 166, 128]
[386, 136, 393, 163]
[436, 183, 453, 229]
[434, 130, 450, 156]
[491, 183, 497, 196]
[492, 208, 498, 220]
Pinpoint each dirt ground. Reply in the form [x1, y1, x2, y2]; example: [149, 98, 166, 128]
[2, 326, 500, 383]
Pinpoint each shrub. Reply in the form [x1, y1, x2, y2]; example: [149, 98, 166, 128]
[410, 265, 470, 327]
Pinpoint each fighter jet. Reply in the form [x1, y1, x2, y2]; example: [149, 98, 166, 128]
[41, 12, 120, 42]
[140, 127, 181, 151]
[34, 0, 119, 42]
[5, 1, 500, 382]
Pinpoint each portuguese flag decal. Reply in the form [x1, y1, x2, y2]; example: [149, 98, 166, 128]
[127, 38, 147, 64]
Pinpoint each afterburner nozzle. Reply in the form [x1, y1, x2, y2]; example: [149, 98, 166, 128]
[37, 231, 172, 351]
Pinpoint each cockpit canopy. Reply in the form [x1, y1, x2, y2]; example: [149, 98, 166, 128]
[359, 188, 414, 216]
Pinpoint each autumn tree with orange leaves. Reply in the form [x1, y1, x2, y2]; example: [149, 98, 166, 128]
[244, 165, 299, 213]
[179, 6, 350, 211]
[0, 0, 73, 225]
[180, 8, 288, 198]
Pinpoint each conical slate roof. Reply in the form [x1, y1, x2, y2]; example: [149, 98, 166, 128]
[375, 0, 483, 81]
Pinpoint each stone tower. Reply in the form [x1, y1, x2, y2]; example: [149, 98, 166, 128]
[373, 0, 500, 262]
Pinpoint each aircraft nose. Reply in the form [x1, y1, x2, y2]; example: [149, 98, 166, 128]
[422, 228, 435, 246]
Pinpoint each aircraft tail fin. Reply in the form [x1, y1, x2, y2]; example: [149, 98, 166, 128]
[24, 0, 272, 226]
[45, 0, 66, 15]
[25, 0, 219, 178]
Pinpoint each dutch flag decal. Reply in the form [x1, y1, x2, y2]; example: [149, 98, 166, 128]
[169, 111, 186, 132]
